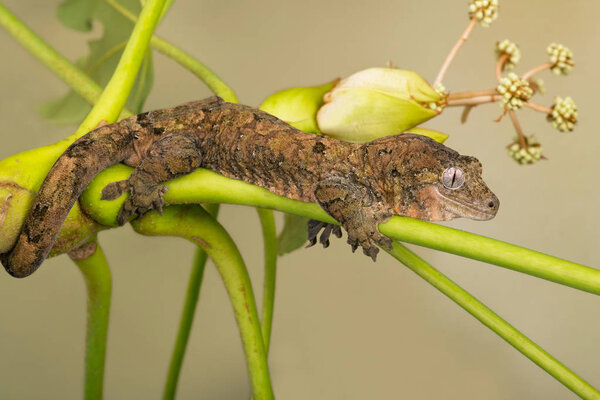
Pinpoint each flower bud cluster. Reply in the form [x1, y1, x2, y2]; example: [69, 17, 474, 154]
[508, 136, 543, 164]
[547, 43, 574, 76]
[428, 83, 448, 113]
[495, 39, 520, 70]
[548, 96, 577, 132]
[497, 73, 533, 110]
[468, 0, 499, 27]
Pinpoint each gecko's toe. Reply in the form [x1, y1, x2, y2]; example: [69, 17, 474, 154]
[363, 245, 379, 262]
[332, 225, 342, 238]
[348, 239, 359, 253]
[306, 220, 342, 249]
[319, 224, 333, 248]
[101, 180, 129, 201]
[116, 200, 136, 226]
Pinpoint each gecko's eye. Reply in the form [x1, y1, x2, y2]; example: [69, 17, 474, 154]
[441, 167, 465, 190]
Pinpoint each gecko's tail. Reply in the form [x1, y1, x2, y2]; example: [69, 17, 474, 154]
[1, 123, 133, 278]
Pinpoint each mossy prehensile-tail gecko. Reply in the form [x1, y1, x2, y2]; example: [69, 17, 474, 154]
[1, 97, 499, 278]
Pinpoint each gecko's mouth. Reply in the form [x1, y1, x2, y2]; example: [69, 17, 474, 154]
[435, 187, 499, 221]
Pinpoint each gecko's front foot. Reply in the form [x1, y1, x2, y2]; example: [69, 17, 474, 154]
[306, 220, 342, 248]
[101, 178, 168, 225]
[346, 229, 393, 262]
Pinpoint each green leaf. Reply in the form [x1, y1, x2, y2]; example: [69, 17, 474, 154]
[41, 0, 154, 124]
[277, 213, 309, 256]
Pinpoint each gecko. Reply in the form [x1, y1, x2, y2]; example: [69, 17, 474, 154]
[1, 96, 499, 278]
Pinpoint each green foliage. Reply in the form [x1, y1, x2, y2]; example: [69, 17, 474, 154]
[39, 0, 153, 124]
[277, 213, 309, 256]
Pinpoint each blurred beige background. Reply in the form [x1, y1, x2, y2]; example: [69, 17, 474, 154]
[1, 0, 599, 399]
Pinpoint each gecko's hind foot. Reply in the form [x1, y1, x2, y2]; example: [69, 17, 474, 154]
[346, 230, 393, 262]
[116, 184, 169, 225]
[102, 178, 169, 225]
[306, 220, 342, 249]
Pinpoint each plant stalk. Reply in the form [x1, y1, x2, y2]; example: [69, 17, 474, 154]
[387, 242, 600, 400]
[132, 205, 274, 400]
[71, 236, 112, 400]
[163, 204, 220, 400]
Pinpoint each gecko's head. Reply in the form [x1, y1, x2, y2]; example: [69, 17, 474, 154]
[371, 134, 499, 222]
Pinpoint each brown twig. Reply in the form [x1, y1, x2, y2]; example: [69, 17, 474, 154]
[447, 89, 498, 101]
[495, 53, 509, 81]
[461, 105, 475, 124]
[433, 17, 478, 86]
[508, 110, 527, 149]
[523, 102, 553, 114]
[521, 62, 553, 80]
[447, 94, 501, 107]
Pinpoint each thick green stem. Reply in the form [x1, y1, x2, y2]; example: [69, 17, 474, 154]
[163, 203, 220, 400]
[0, 3, 101, 108]
[132, 205, 273, 400]
[71, 0, 167, 138]
[387, 242, 599, 399]
[71, 236, 112, 400]
[83, 167, 600, 296]
[378, 217, 600, 296]
[104, 0, 238, 102]
[256, 208, 277, 354]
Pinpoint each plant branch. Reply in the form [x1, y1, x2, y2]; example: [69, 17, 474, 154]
[79, 167, 600, 296]
[524, 102, 553, 114]
[104, 0, 238, 102]
[509, 110, 527, 148]
[495, 53, 509, 81]
[71, 0, 167, 138]
[70, 236, 112, 400]
[434, 17, 477, 86]
[256, 208, 277, 354]
[522, 62, 553, 80]
[0, 3, 132, 118]
[132, 205, 274, 400]
[386, 242, 600, 399]
[163, 203, 220, 400]
[447, 89, 498, 101]
[446, 94, 501, 107]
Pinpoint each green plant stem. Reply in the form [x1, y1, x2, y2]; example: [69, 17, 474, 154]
[71, 236, 112, 400]
[378, 217, 600, 296]
[83, 167, 600, 296]
[0, 3, 106, 112]
[256, 208, 277, 354]
[163, 203, 219, 400]
[72, 0, 167, 138]
[104, 0, 238, 102]
[132, 205, 273, 400]
[386, 242, 599, 399]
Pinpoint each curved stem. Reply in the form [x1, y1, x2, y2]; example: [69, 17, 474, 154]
[495, 53, 509, 81]
[387, 242, 599, 400]
[81, 167, 600, 296]
[256, 208, 277, 354]
[71, 0, 167, 138]
[163, 203, 220, 400]
[70, 236, 112, 400]
[132, 205, 274, 400]
[104, 0, 238, 102]
[0, 3, 132, 116]
[434, 17, 477, 86]
[522, 62, 553, 81]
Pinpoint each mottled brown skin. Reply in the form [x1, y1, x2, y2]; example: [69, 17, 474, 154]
[1, 96, 499, 278]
